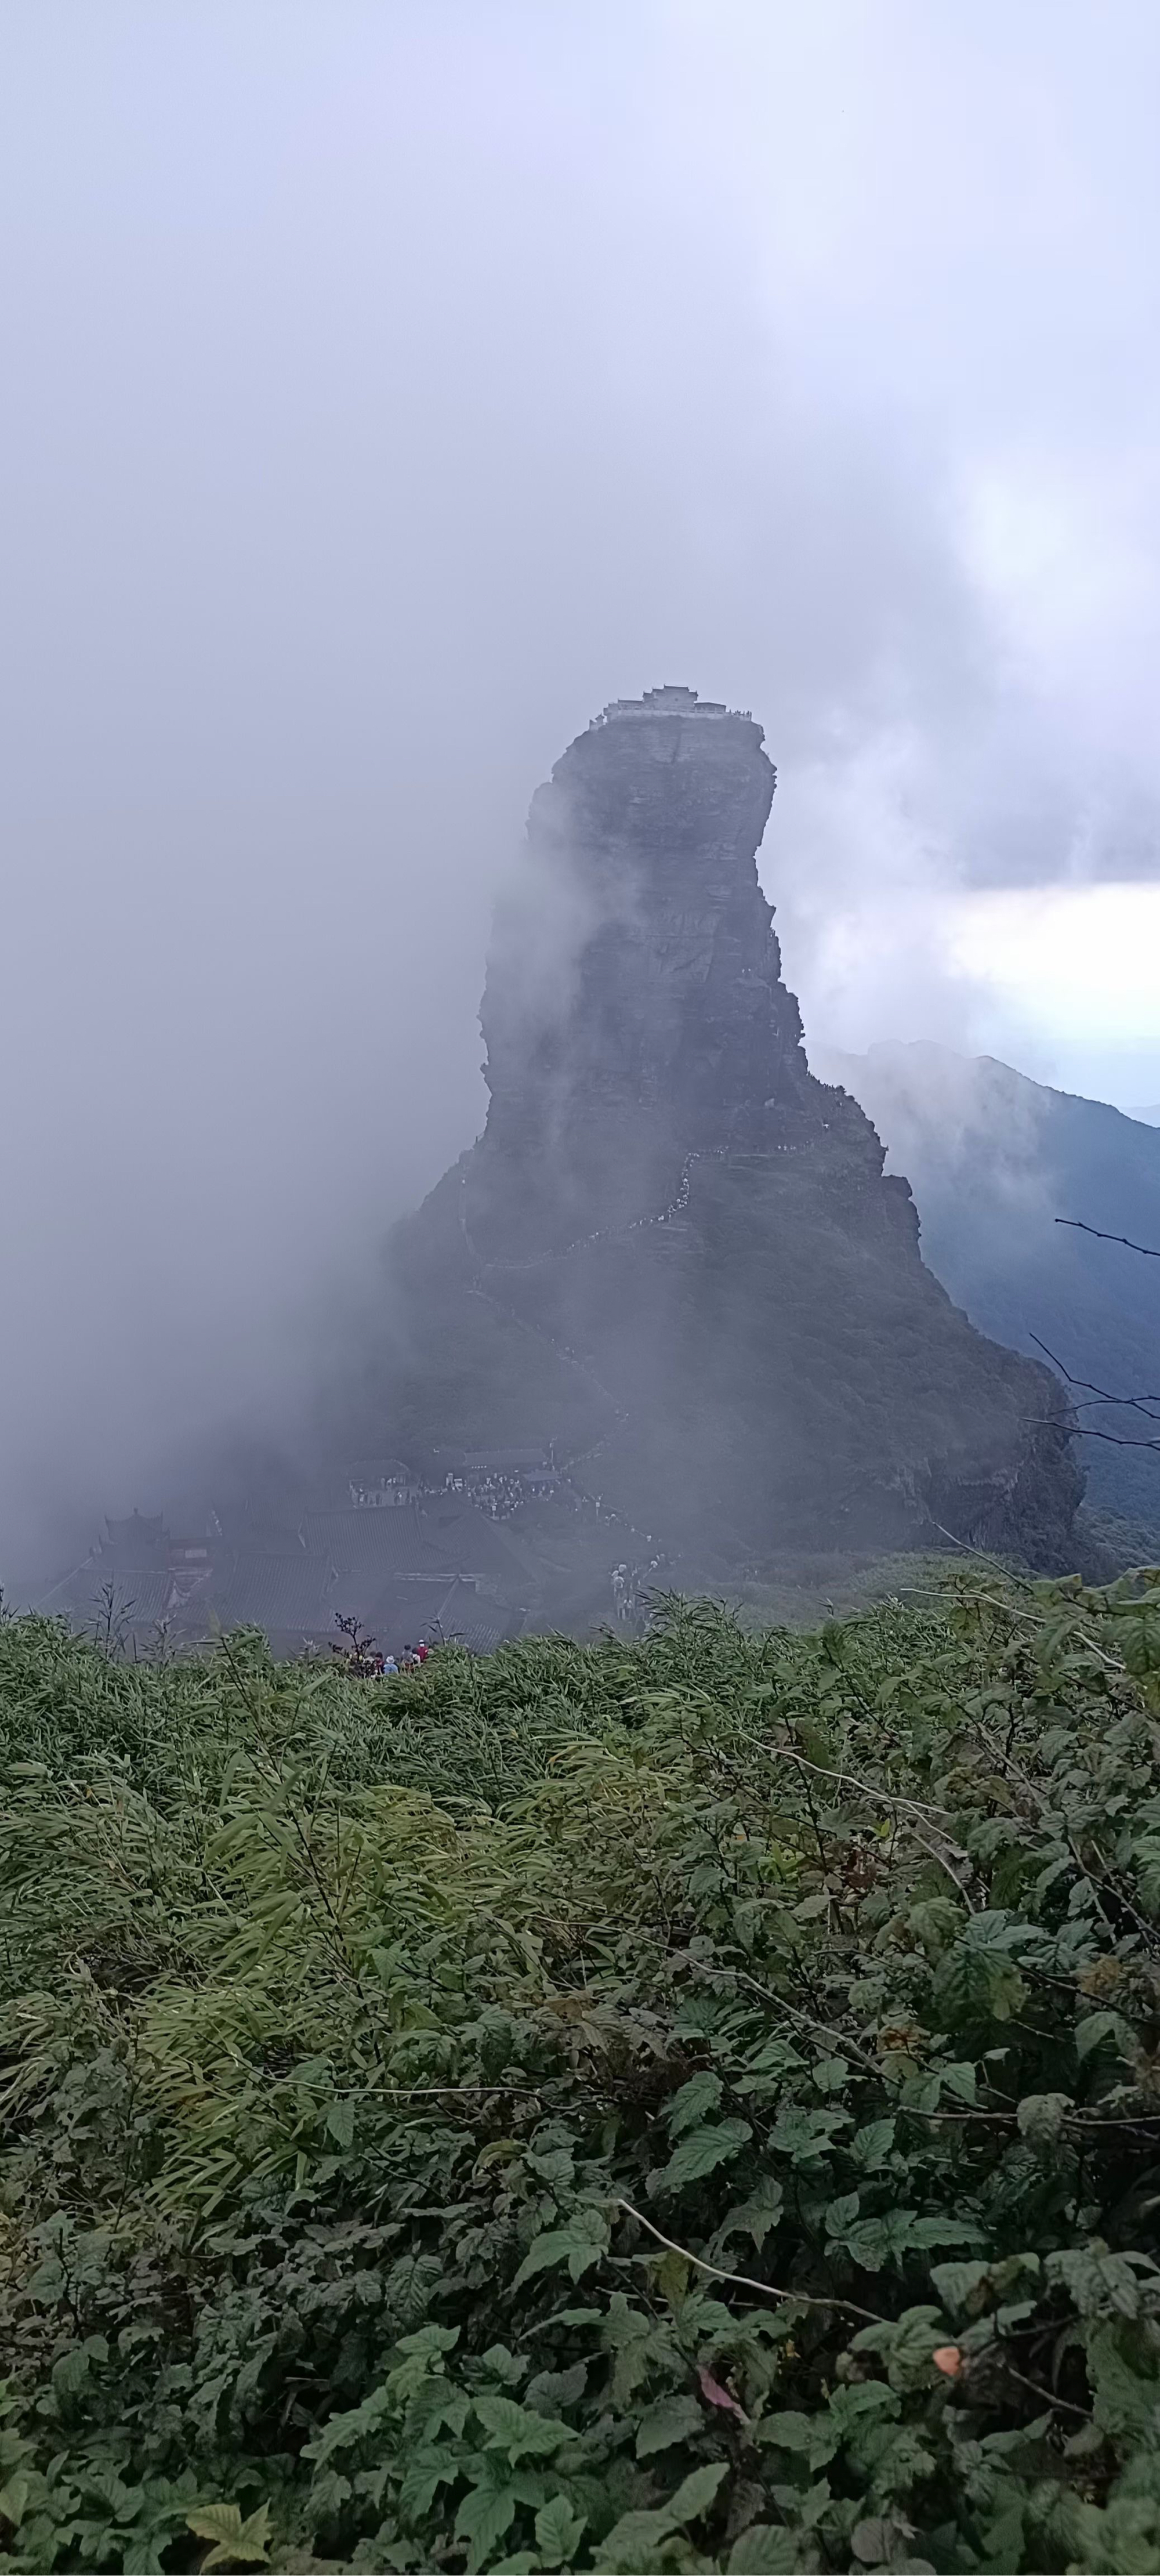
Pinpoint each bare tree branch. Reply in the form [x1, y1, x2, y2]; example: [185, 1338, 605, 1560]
[1056, 1217, 1160, 1259]
[1030, 1333, 1160, 1424]
[1028, 1422, 1160, 1450]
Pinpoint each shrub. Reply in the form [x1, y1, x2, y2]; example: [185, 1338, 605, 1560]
[2, 1572, 1160, 2571]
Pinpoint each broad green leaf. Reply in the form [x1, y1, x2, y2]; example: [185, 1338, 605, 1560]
[534, 2495, 587, 2566]
[1087, 2321, 1160, 2441]
[396, 2322, 460, 2358]
[325, 2097, 355, 2150]
[1075, 2010, 1123, 2063]
[386, 2251, 444, 2326]
[934, 1912, 1028, 2027]
[474, 2392, 570, 2458]
[654, 2118, 752, 2193]
[455, 2468, 518, 2573]
[908, 1895, 963, 1956]
[667, 2460, 729, 2522]
[599, 2504, 677, 2561]
[0, 2476, 29, 2530]
[850, 2118, 896, 2170]
[756, 2411, 838, 2469]
[728, 2526, 799, 2571]
[930, 2259, 992, 2317]
[712, 2176, 785, 2253]
[397, 2446, 461, 2526]
[186, 2501, 271, 2568]
[851, 2515, 904, 2564]
[52, 2347, 90, 2401]
[769, 2105, 848, 2163]
[1047, 2245, 1156, 2318]
[512, 2210, 609, 2289]
[909, 2216, 985, 2251]
[635, 2392, 704, 2456]
[666, 2069, 723, 2135]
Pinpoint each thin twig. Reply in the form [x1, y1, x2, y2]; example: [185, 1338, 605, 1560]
[1027, 1417, 1160, 1450]
[903, 1820, 977, 1905]
[995, 2358, 1093, 2423]
[1030, 1336, 1160, 1422]
[615, 2199, 883, 2324]
[1056, 1217, 1160, 1260]
[770, 1742, 953, 1823]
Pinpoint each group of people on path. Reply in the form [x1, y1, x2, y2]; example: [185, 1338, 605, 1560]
[332, 1633, 433, 1679]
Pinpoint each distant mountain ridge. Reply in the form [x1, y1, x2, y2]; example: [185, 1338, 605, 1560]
[814, 1041, 1160, 1557]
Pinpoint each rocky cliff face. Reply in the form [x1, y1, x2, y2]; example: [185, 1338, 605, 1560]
[379, 688, 1082, 1592]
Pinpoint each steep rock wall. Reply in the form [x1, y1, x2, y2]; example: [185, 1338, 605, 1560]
[383, 689, 1082, 1579]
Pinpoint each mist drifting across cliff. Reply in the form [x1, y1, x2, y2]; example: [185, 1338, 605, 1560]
[3, 2, 1160, 1575]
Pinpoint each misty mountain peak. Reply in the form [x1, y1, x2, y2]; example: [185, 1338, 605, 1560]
[477, 682, 831, 1237]
[372, 694, 1083, 1605]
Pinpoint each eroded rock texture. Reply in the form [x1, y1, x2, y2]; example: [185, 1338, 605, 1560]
[380, 689, 1082, 1591]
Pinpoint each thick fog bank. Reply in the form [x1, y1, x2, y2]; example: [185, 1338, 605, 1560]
[5, 3, 1160, 1580]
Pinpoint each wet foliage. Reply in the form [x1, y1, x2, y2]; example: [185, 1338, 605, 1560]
[3, 1569, 1160, 2572]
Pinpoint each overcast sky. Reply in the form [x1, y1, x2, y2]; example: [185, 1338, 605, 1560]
[3, 0, 1160, 1568]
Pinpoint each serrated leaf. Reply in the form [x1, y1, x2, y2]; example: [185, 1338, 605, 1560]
[0, 2476, 29, 2530]
[386, 2251, 444, 2327]
[654, 2117, 752, 2193]
[728, 2526, 797, 2571]
[474, 2392, 570, 2457]
[123, 2540, 169, 2576]
[186, 2500, 271, 2568]
[52, 2346, 90, 2400]
[534, 2494, 587, 2565]
[934, 1912, 1028, 2027]
[757, 2409, 830, 2456]
[850, 2118, 896, 2170]
[455, 2468, 518, 2572]
[397, 2445, 461, 2526]
[635, 2391, 704, 2456]
[908, 1895, 963, 1956]
[667, 2459, 729, 2521]
[1075, 2010, 1121, 2063]
[1016, 2091, 1071, 2147]
[666, 2068, 723, 2134]
[600, 2504, 678, 2560]
[512, 2210, 609, 2289]
[325, 2097, 355, 2150]
[712, 2176, 785, 2256]
[930, 2259, 992, 2316]
[852, 2515, 902, 2564]
[909, 2215, 984, 2250]
[396, 2321, 459, 2358]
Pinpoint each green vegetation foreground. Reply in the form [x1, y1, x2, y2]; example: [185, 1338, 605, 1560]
[3, 1576, 1160, 2574]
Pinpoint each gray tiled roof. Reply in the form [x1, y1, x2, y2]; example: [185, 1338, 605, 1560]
[212, 1555, 337, 1636]
[418, 1500, 536, 1588]
[303, 1508, 455, 1578]
[45, 1565, 176, 1630]
[436, 1582, 521, 1654]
